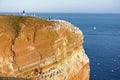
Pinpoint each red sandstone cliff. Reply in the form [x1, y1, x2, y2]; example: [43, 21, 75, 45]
[0, 15, 90, 80]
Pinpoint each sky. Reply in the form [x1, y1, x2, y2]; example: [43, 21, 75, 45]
[0, 0, 120, 13]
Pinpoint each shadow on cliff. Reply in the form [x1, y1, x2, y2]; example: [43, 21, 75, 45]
[0, 77, 30, 80]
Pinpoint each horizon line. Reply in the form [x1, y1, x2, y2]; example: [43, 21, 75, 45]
[0, 11, 120, 14]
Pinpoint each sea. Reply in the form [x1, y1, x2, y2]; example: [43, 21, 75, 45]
[0, 13, 120, 80]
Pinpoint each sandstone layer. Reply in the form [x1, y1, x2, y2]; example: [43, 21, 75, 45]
[0, 15, 90, 80]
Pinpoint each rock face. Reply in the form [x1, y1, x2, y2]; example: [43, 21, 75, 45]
[0, 15, 90, 80]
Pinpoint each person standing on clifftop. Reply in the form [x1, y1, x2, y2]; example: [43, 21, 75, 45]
[23, 10, 25, 16]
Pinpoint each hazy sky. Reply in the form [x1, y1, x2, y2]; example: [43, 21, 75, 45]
[0, 0, 120, 13]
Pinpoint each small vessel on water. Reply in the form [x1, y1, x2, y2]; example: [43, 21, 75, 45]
[93, 26, 96, 30]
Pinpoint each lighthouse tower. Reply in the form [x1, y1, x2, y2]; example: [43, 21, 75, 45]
[23, 10, 25, 16]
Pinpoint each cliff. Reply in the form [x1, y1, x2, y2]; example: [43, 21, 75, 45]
[0, 15, 90, 80]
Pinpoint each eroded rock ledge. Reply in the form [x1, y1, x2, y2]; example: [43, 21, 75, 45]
[0, 15, 90, 80]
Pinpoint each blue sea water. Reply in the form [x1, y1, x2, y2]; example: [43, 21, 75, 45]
[1, 13, 120, 80]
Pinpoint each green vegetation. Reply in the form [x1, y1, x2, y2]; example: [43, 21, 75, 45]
[6, 16, 25, 32]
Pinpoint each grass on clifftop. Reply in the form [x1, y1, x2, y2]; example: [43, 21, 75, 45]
[0, 15, 53, 28]
[0, 15, 55, 35]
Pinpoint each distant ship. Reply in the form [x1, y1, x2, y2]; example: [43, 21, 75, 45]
[93, 27, 96, 30]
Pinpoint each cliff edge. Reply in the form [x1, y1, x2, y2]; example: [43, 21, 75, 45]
[0, 15, 90, 80]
